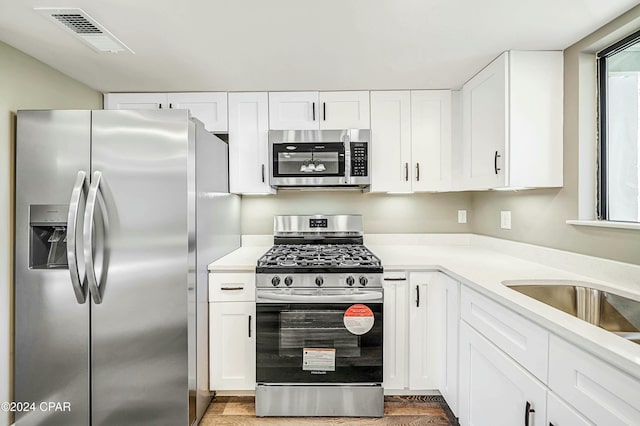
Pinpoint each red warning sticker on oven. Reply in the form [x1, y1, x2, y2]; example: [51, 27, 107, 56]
[343, 304, 374, 335]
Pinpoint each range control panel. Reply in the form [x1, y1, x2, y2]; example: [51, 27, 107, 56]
[309, 218, 328, 228]
[350, 142, 368, 177]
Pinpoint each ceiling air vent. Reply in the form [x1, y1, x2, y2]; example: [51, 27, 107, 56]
[35, 8, 133, 54]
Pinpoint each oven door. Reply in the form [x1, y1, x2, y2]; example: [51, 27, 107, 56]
[270, 142, 346, 186]
[256, 302, 383, 384]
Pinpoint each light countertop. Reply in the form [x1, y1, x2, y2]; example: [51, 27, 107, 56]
[208, 236, 640, 379]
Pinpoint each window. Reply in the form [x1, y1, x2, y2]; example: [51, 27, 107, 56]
[598, 31, 640, 223]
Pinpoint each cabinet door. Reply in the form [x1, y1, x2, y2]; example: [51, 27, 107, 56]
[370, 91, 412, 193]
[460, 286, 548, 382]
[461, 52, 507, 190]
[167, 92, 228, 132]
[411, 91, 452, 192]
[408, 272, 441, 390]
[438, 273, 459, 415]
[547, 392, 593, 426]
[319, 91, 370, 129]
[549, 335, 640, 426]
[268, 92, 319, 130]
[103, 93, 167, 109]
[382, 273, 409, 390]
[459, 322, 547, 426]
[228, 92, 275, 194]
[210, 302, 256, 391]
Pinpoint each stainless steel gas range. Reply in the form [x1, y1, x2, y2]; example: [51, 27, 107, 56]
[254, 215, 384, 417]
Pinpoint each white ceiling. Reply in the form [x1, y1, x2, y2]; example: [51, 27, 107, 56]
[0, 0, 638, 93]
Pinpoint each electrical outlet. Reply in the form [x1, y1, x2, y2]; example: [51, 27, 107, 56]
[458, 210, 467, 224]
[500, 211, 512, 229]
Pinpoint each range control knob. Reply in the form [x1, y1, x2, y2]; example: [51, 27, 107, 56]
[359, 276, 368, 286]
[315, 276, 324, 287]
[271, 276, 281, 287]
[346, 276, 355, 287]
[284, 276, 293, 286]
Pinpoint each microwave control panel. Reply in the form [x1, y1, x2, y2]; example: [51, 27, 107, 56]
[350, 143, 368, 177]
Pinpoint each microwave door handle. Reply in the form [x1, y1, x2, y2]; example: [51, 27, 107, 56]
[67, 171, 88, 304]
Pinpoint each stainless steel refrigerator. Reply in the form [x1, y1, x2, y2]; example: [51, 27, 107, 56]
[14, 109, 241, 425]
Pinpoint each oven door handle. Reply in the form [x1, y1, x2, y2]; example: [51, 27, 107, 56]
[256, 291, 383, 303]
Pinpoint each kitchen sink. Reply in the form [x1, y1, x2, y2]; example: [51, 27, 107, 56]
[503, 280, 640, 345]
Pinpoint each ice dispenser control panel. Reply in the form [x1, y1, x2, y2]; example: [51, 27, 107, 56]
[29, 204, 69, 269]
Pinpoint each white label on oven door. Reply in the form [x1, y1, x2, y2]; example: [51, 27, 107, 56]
[344, 304, 374, 335]
[302, 348, 336, 372]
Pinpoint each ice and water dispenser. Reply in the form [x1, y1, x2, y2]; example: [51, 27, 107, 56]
[29, 204, 68, 269]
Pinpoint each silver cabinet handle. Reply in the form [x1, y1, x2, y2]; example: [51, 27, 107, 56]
[383, 277, 407, 281]
[416, 163, 420, 181]
[494, 151, 501, 174]
[261, 164, 265, 183]
[221, 286, 244, 291]
[323, 102, 326, 121]
[416, 285, 420, 307]
[405, 163, 409, 181]
[312, 102, 316, 121]
[83, 171, 108, 304]
[248, 315, 252, 338]
[67, 171, 88, 304]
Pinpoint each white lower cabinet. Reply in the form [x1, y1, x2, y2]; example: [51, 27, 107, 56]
[408, 272, 441, 390]
[547, 392, 593, 426]
[548, 335, 640, 426]
[438, 273, 459, 415]
[382, 271, 441, 392]
[209, 302, 256, 391]
[382, 273, 409, 390]
[459, 321, 547, 426]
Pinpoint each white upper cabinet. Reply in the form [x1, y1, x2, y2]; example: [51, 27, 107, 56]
[318, 91, 370, 129]
[104, 92, 228, 132]
[370, 91, 412, 193]
[104, 93, 166, 110]
[411, 90, 452, 192]
[166, 92, 228, 132]
[269, 91, 371, 130]
[268, 92, 319, 130]
[228, 92, 275, 194]
[370, 90, 453, 193]
[460, 51, 563, 190]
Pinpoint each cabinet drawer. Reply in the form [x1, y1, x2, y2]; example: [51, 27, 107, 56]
[209, 273, 255, 302]
[549, 335, 640, 426]
[461, 286, 549, 382]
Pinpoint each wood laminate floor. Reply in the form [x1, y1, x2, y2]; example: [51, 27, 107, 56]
[201, 396, 458, 425]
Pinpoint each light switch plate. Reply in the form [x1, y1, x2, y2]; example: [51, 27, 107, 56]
[458, 210, 467, 224]
[501, 211, 512, 229]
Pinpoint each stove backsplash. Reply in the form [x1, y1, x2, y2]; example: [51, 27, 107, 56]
[241, 191, 472, 235]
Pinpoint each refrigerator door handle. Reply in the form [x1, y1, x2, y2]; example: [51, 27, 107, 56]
[67, 171, 89, 304]
[84, 171, 107, 304]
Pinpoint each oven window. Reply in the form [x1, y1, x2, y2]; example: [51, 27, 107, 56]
[256, 303, 383, 384]
[272, 143, 345, 177]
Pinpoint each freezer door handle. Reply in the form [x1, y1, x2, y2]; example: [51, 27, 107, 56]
[67, 171, 89, 304]
[84, 171, 108, 304]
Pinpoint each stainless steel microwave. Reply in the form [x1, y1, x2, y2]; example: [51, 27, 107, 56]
[268, 129, 370, 188]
